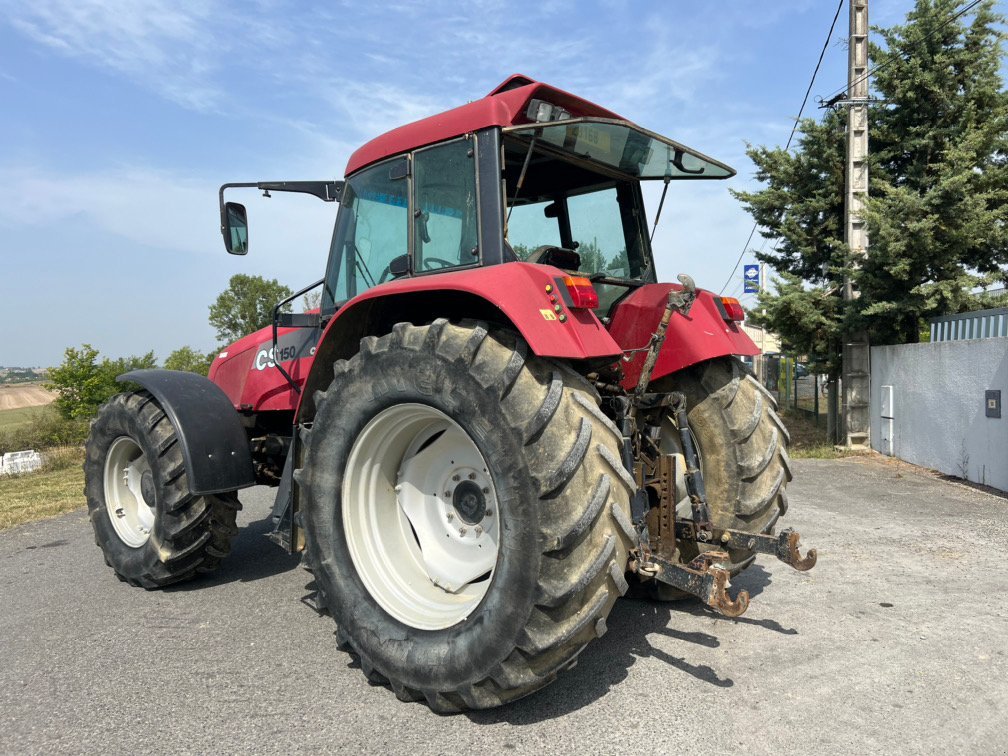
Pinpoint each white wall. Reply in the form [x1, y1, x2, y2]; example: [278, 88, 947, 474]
[871, 339, 1008, 491]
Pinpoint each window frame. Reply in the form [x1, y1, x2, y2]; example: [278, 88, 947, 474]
[410, 133, 484, 279]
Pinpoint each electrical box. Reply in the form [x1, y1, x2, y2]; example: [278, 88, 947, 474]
[881, 385, 894, 419]
[986, 390, 1001, 419]
[879, 418, 894, 456]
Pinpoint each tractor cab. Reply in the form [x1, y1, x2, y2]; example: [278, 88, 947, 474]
[314, 103, 735, 319]
[221, 75, 735, 322]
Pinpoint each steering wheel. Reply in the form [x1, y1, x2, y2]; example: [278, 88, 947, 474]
[421, 257, 455, 271]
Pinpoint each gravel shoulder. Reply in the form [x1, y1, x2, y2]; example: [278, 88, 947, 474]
[1, 457, 1005, 754]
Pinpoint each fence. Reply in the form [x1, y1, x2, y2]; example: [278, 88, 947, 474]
[929, 307, 1008, 342]
[762, 355, 828, 423]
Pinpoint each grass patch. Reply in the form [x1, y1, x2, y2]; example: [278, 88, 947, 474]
[0, 404, 51, 432]
[780, 407, 857, 459]
[0, 446, 86, 530]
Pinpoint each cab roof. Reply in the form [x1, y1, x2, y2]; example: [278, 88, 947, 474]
[345, 74, 623, 176]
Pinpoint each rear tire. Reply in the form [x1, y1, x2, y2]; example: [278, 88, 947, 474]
[84, 391, 241, 588]
[300, 320, 635, 712]
[647, 357, 791, 598]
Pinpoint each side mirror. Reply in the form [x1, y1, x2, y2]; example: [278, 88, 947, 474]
[222, 202, 249, 255]
[543, 201, 560, 218]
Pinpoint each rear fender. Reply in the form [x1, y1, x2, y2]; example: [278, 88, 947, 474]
[297, 262, 622, 421]
[607, 284, 759, 389]
[118, 370, 256, 495]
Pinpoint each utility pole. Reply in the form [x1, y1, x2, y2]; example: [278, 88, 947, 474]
[841, 0, 871, 448]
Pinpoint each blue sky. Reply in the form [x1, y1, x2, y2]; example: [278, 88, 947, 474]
[0, 0, 979, 366]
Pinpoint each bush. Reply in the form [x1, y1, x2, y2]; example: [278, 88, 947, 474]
[0, 407, 89, 455]
[47, 344, 156, 420]
[164, 346, 214, 375]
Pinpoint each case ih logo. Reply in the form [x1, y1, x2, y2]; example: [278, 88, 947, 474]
[254, 330, 318, 371]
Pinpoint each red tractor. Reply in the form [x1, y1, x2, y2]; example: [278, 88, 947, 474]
[84, 75, 814, 712]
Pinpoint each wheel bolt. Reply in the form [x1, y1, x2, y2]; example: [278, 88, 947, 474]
[444, 490, 452, 498]
[482, 487, 489, 494]
[486, 508, 493, 517]
[468, 472, 476, 480]
[395, 484, 402, 493]
[475, 525, 483, 536]
[452, 474, 461, 482]
[446, 512, 454, 521]
[459, 527, 467, 536]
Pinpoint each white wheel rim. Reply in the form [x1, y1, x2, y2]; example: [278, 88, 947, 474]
[103, 436, 156, 548]
[342, 404, 500, 630]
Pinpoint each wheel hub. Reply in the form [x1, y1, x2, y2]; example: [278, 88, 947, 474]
[451, 479, 487, 525]
[103, 436, 156, 548]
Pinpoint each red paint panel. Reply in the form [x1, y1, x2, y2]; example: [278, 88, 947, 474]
[345, 76, 622, 176]
[607, 284, 759, 389]
[209, 326, 315, 413]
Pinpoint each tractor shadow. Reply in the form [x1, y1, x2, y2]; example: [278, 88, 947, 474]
[468, 563, 796, 725]
[165, 514, 301, 591]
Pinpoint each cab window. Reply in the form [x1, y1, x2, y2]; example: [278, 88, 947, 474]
[412, 138, 479, 273]
[322, 156, 409, 310]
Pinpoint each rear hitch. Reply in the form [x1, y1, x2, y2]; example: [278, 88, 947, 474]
[675, 521, 818, 572]
[641, 551, 750, 618]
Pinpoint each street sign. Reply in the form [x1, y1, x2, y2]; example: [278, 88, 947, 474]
[743, 264, 760, 293]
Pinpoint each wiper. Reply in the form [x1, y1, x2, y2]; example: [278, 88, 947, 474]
[352, 242, 376, 289]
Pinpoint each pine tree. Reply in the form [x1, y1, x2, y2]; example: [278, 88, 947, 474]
[861, 0, 1008, 343]
[734, 0, 1007, 359]
[732, 109, 848, 375]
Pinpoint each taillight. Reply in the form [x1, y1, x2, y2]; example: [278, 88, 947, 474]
[720, 296, 745, 322]
[563, 276, 599, 309]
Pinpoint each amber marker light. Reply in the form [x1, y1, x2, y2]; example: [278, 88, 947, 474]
[720, 297, 745, 322]
[562, 276, 599, 310]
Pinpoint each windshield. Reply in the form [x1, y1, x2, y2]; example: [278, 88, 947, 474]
[505, 118, 735, 180]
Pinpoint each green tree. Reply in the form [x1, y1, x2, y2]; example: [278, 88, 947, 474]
[734, 0, 1007, 359]
[861, 0, 1008, 343]
[208, 274, 293, 344]
[732, 109, 848, 375]
[164, 346, 213, 375]
[47, 344, 157, 419]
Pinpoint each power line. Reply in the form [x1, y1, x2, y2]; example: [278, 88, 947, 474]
[719, 0, 845, 294]
[818, 0, 985, 104]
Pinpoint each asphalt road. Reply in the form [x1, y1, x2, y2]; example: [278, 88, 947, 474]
[1, 457, 1006, 754]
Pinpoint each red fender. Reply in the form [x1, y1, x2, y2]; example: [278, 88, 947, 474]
[322, 262, 623, 359]
[607, 284, 759, 389]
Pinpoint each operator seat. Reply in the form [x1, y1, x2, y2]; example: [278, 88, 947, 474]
[526, 245, 581, 273]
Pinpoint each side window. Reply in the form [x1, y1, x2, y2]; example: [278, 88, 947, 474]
[505, 199, 561, 260]
[412, 139, 478, 272]
[566, 187, 631, 277]
[322, 157, 409, 309]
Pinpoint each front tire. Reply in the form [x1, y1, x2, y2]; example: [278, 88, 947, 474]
[84, 391, 240, 588]
[300, 320, 635, 712]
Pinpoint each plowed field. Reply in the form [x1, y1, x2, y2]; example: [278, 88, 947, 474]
[0, 384, 55, 411]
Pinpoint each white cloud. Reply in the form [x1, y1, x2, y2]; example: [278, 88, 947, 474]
[4, 0, 225, 111]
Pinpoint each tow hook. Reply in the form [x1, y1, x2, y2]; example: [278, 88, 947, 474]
[675, 521, 818, 572]
[646, 550, 750, 618]
[633, 522, 817, 618]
